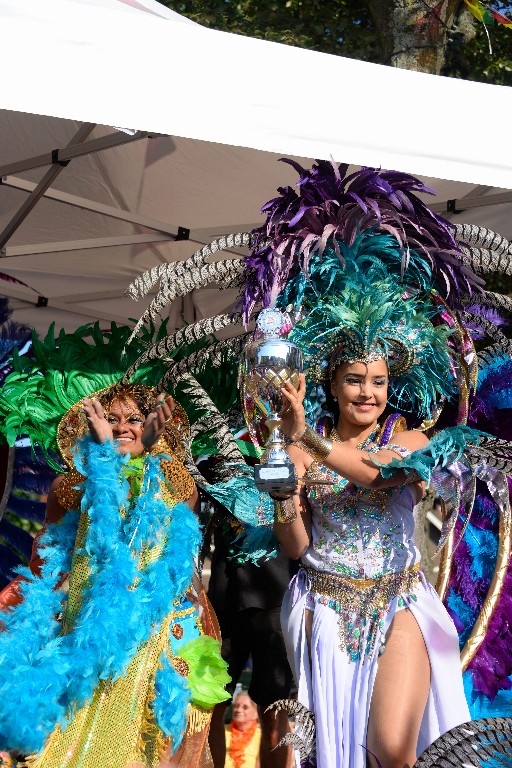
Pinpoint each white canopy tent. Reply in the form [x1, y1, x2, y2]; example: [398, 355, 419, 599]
[1, 0, 511, 334]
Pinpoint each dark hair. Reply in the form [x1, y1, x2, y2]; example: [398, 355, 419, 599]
[321, 383, 339, 427]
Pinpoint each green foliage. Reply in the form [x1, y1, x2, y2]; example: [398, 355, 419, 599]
[160, 0, 511, 85]
[158, 0, 512, 310]
[443, 16, 512, 86]
[162, 0, 380, 60]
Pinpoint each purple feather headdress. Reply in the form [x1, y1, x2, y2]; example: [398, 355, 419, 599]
[240, 159, 481, 321]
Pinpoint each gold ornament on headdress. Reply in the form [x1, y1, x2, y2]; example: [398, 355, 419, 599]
[57, 383, 190, 468]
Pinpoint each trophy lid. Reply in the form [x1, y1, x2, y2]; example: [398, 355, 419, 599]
[256, 307, 289, 338]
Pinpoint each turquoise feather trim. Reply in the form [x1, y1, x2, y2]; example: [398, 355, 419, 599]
[153, 657, 192, 750]
[0, 438, 201, 755]
[207, 467, 278, 562]
[374, 426, 486, 486]
[0, 510, 79, 753]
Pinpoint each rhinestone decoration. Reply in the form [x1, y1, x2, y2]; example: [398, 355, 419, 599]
[171, 656, 190, 677]
[171, 623, 184, 640]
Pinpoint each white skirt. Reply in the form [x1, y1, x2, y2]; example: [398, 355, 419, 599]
[281, 569, 470, 768]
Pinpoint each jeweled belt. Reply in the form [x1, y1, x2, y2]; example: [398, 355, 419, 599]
[303, 562, 421, 613]
[302, 562, 422, 660]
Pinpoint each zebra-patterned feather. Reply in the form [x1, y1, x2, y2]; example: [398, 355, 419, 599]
[123, 314, 243, 380]
[456, 224, 512, 257]
[415, 717, 512, 768]
[462, 291, 512, 314]
[461, 313, 512, 348]
[265, 700, 316, 763]
[126, 233, 252, 300]
[160, 336, 247, 388]
[127, 261, 243, 343]
[171, 372, 244, 467]
[478, 342, 512, 366]
[466, 436, 512, 474]
[458, 246, 512, 277]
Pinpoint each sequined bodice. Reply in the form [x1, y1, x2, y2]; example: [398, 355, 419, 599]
[302, 461, 420, 579]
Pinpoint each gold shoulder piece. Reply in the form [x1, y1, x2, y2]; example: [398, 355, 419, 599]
[54, 469, 84, 511]
[378, 414, 408, 444]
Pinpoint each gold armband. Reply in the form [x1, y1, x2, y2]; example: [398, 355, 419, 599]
[273, 497, 298, 524]
[299, 425, 333, 462]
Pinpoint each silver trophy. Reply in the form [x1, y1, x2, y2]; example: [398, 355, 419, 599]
[241, 307, 303, 494]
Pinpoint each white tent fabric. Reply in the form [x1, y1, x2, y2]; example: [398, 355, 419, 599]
[2, 0, 512, 186]
[0, 0, 511, 334]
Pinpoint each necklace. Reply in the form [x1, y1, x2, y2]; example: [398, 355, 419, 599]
[331, 425, 380, 451]
[328, 424, 388, 517]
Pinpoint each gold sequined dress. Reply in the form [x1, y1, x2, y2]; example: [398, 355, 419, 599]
[23, 456, 219, 768]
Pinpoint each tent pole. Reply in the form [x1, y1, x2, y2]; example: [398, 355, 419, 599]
[0, 123, 96, 249]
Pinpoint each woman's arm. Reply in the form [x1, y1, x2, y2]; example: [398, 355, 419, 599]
[188, 484, 200, 514]
[316, 431, 429, 490]
[279, 376, 429, 491]
[272, 444, 312, 560]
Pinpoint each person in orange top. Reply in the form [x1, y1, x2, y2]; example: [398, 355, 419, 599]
[225, 692, 261, 768]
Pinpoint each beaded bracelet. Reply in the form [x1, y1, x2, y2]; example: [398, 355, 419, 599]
[273, 497, 298, 524]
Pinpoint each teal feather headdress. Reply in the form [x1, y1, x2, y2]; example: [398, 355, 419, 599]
[280, 234, 457, 420]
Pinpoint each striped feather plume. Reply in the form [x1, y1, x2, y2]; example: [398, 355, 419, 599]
[169, 372, 244, 474]
[160, 335, 247, 390]
[456, 224, 512, 256]
[122, 314, 244, 381]
[465, 436, 512, 474]
[265, 700, 316, 764]
[463, 291, 512, 315]
[126, 235, 249, 342]
[240, 159, 481, 321]
[415, 717, 512, 768]
[478, 341, 512, 367]
[462, 312, 512, 350]
[456, 224, 512, 277]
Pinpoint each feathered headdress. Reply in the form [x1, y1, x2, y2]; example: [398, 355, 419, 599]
[282, 238, 456, 419]
[0, 321, 182, 470]
[122, 158, 512, 714]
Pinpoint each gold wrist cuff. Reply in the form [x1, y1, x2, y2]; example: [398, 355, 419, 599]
[273, 497, 298, 524]
[299, 425, 333, 461]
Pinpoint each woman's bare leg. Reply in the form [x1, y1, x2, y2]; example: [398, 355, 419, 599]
[366, 608, 430, 768]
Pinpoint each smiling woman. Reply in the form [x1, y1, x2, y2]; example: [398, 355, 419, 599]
[0, 324, 229, 768]
[332, 361, 390, 432]
[235, 160, 491, 768]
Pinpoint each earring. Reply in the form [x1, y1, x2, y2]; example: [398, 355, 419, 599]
[332, 395, 337, 402]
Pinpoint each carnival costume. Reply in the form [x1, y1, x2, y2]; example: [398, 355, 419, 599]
[0, 323, 231, 768]
[121, 160, 512, 766]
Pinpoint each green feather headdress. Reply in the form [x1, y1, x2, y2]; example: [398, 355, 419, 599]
[0, 321, 172, 470]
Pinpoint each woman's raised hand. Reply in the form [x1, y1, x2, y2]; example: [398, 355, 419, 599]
[141, 393, 175, 452]
[82, 397, 114, 444]
[280, 373, 307, 443]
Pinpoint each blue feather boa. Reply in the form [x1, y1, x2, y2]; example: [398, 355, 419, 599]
[0, 438, 200, 755]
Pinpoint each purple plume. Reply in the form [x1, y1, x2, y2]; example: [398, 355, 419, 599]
[239, 160, 481, 321]
[448, 478, 512, 700]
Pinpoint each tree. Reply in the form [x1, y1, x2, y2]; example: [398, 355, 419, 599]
[161, 0, 511, 85]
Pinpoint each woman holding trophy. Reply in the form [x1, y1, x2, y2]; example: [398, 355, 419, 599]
[273, 346, 470, 768]
[235, 161, 512, 768]
[77, 158, 512, 768]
